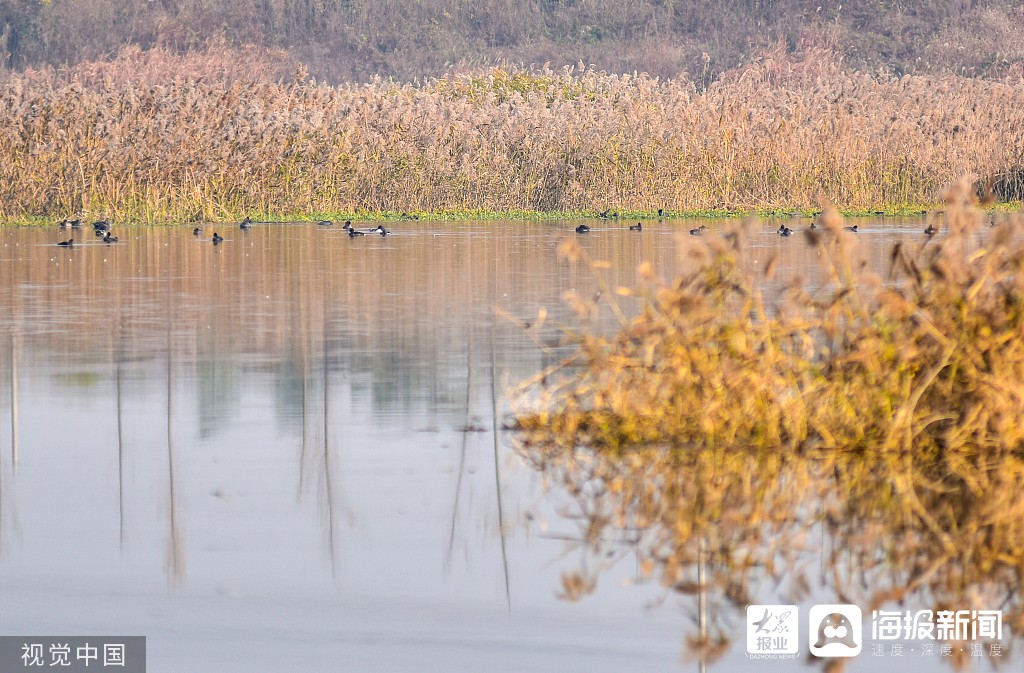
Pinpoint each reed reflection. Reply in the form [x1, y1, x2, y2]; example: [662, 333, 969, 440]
[0, 222, 573, 589]
[513, 433, 1024, 669]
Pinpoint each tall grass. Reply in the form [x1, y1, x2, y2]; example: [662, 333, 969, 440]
[1, 56, 1023, 223]
[512, 181, 1024, 661]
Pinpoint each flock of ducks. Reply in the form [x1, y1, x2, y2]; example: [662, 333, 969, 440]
[55, 216, 391, 247]
[56, 218, 118, 246]
[229, 217, 389, 241]
[575, 219, 878, 237]
[54, 211, 946, 247]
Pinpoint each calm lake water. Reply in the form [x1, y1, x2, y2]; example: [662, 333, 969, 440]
[0, 218, 1013, 672]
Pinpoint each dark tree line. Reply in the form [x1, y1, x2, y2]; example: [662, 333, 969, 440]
[1, 0, 1022, 82]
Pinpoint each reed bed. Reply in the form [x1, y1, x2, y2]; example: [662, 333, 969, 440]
[512, 181, 1024, 663]
[2, 56, 1024, 223]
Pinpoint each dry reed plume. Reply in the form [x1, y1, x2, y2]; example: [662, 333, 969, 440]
[1, 56, 1023, 223]
[513, 180, 1024, 665]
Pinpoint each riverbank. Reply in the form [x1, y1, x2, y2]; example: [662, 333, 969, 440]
[2, 202, 1022, 227]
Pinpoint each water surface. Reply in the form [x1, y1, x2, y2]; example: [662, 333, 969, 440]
[0, 218, 1011, 672]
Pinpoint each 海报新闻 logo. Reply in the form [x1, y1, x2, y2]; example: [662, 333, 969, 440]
[809, 604, 863, 657]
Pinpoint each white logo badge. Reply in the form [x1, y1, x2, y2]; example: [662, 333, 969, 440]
[809, 604, 863, 657]
[746, 604, 799, 654]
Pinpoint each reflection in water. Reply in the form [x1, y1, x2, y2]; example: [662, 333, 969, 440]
[515, 430, 1024, 669]
[491, 329, 512, 611]
[444, 329, 473, 572]
[10, 332, 19, 469]
[165, 300, 184, 585]
[0, 223, 572, 569]
[116, 317, 125, 546]
[1, 218, 1012, 671]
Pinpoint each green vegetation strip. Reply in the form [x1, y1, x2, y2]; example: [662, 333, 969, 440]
[4, 203, 1022, 228]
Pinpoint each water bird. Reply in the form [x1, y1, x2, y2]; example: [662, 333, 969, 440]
[57, 238, 74, 247]
[375, 225, 388, 236]
[342, 220, 353, 230]
[318, 220, 333, 226]
[239, 217, 253, 230]
[629, 222, 642, 231]
[193, 227, 202, 236]
[779, 226, 793, 236]
[844, 225, 859, 233]
[103, 232, 118, 243]
[212, 233, 224, 244]
[689, 225, 708, 236]
[598, 210, 609, 219]
[348, 227, 366, 237]
[657, 208, 664, 218]
[810, 221, 818, 229]
[93, 220, 110, 233]
[576, 224, 591, 233]
[924, 223, 937, 236]
[59, 218, 80, 229]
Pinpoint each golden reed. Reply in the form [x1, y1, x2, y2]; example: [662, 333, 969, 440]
[1, 55, 1023, 222]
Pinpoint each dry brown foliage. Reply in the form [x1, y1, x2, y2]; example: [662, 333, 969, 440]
[513, 181, 1024, 665]
[1, 63, 1023, 222]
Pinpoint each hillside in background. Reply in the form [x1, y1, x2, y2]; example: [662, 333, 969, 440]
[2, 0, 1024, 83]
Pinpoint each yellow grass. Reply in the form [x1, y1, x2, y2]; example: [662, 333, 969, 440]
[1, 59, 1023, 223]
